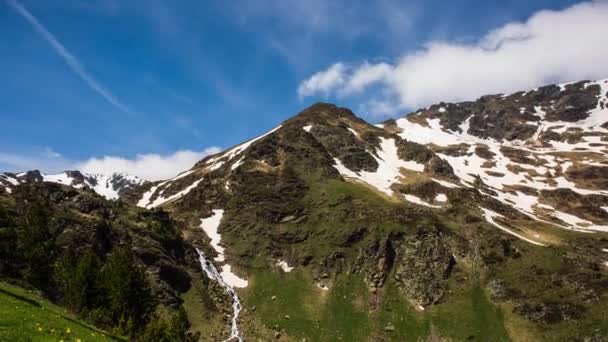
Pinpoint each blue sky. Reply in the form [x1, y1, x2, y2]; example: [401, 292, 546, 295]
[1, 0, 606, 180]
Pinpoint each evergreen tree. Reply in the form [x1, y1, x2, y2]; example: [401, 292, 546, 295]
[55, 249, 103, 311]
[17, 201, 54, 288]
[0, 206, 18, 276]
[102, 245, 153, 330]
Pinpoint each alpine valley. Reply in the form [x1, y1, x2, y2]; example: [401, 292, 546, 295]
[2, 79, 608, 341]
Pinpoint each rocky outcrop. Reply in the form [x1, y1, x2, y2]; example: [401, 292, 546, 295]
[514, 302, 584, 324]
[405, 80, 603, 142]
[393, 228, 455, 306]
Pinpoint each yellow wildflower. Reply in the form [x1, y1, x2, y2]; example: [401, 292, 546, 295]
[66, 327, 71, 334]
[37, 327, 42, 332]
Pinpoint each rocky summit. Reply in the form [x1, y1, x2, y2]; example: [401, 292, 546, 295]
[2, 79, 608, 341]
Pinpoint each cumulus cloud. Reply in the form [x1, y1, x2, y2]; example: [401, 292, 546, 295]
[298, 1, 608, 114]
[77, 147, 221, 181]
[297, 63, 346, 98]
[0, 146, 222, 181]
[341, 62, 394, 95]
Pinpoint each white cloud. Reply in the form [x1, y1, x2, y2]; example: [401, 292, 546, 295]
[340, 62, 394, 95]
[298, 1, 608, 114]
[297, 62, 347, 98]
[7, 0, 133, 115]
[0, 147, 221, 182]
[77, 147, 221, 181]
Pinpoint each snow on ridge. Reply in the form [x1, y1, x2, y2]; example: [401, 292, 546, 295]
[400, 117, 608, 233]
[137, 170, 201, 208]
[139, 125, 283, 208]
[42, 173, 74, 186]
[207, 125, 283, 170]
[231, 156, 245, 171]
[332, 137, 425, 196]
[0, 174, 20, 186]
[0, 171, 147, 201]
[144, 178, 203, 208]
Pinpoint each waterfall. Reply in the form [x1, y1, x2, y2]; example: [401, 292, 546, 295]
[196, 248, 244, 342]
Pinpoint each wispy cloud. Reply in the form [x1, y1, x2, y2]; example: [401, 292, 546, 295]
[6, 0, 133, 115]
[0, 147, 73, 174]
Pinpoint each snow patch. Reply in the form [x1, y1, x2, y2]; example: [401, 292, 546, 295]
[431, 178, 460, 188]
[1, 175, 19, 186]
[199, 210, 248, 289]
[332, 137, 425, 196]
[404, 194, 441, 208]
[303, 125, 313, 132]
[481, 208, 546, 246]
[200, 209, 226, 262]
[435, 193, 447, 202]
[276, 260, 294, 272]
[220, 265, 249, 288]
[39, 172, 144, 201]
[551, 210, 608, 232]
[231, 157, 245, 171]
[208, 125, 282, 165]
[145, 178, 203, 208]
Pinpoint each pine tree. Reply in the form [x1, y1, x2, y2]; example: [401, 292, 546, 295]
[102, 245, 153, 331]
[17, 201, 54, 288]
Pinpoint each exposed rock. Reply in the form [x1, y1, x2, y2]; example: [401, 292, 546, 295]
[393, 228, 455, 306]
[514, 302, 585, 324]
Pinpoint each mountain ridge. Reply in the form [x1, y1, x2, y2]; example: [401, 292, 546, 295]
[2, 78, 608, 340]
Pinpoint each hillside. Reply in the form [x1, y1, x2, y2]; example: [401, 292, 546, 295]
[1, 79, 608, 341]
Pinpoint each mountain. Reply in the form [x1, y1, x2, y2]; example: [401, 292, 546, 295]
[0, 181, 206, 340]
[0, 170, 147, 201]
[380, 79, 608, 236]
[1, 79, 608, 341]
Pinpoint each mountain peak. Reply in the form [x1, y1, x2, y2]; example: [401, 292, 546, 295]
[0, 170, 146, 200]
[285, 102, 364, 126]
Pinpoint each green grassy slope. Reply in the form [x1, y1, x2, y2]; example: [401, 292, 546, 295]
[0, 281, 124, 342]
[240, 269, 510, 341]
